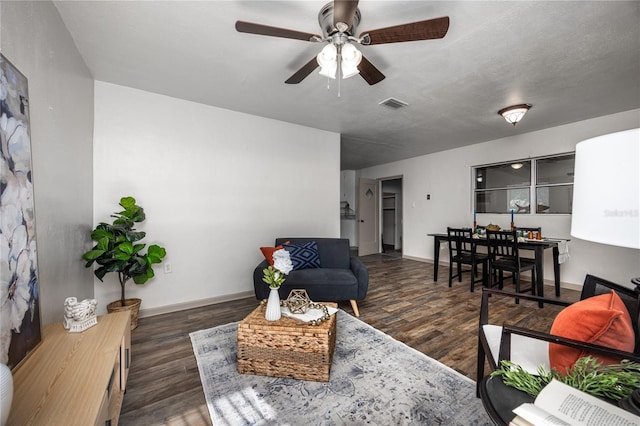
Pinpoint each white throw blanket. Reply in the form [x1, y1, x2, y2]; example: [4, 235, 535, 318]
[558, 240, 570, 264]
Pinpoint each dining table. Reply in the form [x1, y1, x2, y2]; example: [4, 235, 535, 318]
[428, 232, 564, 299]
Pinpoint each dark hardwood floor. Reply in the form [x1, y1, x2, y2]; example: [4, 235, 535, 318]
[119, 254, 580, 425]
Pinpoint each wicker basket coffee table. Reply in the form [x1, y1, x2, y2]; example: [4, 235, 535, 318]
[237, 302, 337, 382]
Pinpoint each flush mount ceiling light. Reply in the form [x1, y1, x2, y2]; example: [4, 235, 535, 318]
[498, 104, 532, 126]
[510, 163, 524, 169]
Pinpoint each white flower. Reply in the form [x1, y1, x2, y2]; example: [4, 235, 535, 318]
[1, 114, 31, 174]
[1, 248, 32, 342]
[0, 68, 7, 101]
[272, 249, 293, 275]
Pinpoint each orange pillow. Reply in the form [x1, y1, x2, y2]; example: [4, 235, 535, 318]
[549, 290, 635, 373]
[259, 241, 290, 266]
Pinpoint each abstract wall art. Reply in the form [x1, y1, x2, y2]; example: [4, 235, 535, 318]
[0, 53, 42, 369]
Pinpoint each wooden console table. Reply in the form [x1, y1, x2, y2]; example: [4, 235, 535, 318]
[8, 311, 131, 426]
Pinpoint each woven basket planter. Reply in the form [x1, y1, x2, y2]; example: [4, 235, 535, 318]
[106, 298, 141, 330]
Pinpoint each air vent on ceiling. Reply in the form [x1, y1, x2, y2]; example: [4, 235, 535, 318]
[379, 97, 409, 109]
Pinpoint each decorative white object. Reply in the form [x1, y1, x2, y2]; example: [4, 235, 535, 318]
[63, 297, 98, 332]
[281, 304, 339, 324]
[265, 289, 282, 321]
[0, 363, 12, 426]
[571, 128, 640, 249]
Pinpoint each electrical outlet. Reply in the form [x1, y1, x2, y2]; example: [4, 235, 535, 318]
[164, 262, 172, 274]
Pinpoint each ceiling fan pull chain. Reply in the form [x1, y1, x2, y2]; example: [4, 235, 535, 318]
[337, 53, 342, 98]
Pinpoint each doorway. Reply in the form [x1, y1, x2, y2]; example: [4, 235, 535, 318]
[381, 177, 403, 256]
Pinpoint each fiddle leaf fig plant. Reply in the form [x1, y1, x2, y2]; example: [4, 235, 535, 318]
[82, 196, 167, 306]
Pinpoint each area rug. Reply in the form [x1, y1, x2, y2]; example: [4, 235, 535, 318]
[190, 310, 492, 425]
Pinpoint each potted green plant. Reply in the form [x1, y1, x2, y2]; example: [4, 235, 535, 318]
[82, 196, 166, 329]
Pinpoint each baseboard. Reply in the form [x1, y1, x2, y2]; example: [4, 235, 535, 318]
[555, 280, 581, 291]
[138, 290, 255, 318]
[402, 255, 433, 263]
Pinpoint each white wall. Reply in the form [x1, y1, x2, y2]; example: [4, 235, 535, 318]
[1, 1, 95, 325]
[340, 170, 357, 246]
[93, 82, 340, 315]
[360, 109, 640, 287]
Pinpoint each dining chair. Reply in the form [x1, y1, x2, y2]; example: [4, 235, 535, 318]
[446, 227, 489, 292]
[486, 229, 536, 296]
[512, 226, 542, 277]
[476, 274, 640, 397]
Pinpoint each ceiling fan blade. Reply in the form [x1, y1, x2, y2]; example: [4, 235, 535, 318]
[360, 16, 450, 45]
[235, 21, 321, 42]
[285, 57, 320, 84]
[358, 56, 386, 85]
[333, 0, 359, 33]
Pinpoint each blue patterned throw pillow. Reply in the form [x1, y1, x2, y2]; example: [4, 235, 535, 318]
[283, 241, 321, 271]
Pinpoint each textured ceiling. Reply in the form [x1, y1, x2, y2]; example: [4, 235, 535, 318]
[53, 1, 640, 170]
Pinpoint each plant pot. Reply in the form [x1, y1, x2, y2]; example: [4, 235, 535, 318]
[107, 298, 142, 330]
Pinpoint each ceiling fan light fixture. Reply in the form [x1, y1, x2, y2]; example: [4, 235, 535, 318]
[498, 103, 532, 126]
[341, 43, 362, 79]
[317, 43, 338, 79]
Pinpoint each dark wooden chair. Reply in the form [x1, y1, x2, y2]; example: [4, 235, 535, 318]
[447, 227, 489, 292]
[476, 274, 640, 397]
[486, 229, 535, 296]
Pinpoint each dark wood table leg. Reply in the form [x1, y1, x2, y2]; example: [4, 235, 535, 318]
[553, 245, 561, 296]
[433, 236, 441, 281]
[535, 246, 544, 308]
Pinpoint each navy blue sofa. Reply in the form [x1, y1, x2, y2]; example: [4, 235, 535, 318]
[253, 238, 369, 316]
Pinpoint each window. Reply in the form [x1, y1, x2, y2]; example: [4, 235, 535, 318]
[535, 154, 575, 214]
[474, 154, 575, 214]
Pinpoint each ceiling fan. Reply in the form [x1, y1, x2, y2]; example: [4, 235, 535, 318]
[235, 0, 449, 85]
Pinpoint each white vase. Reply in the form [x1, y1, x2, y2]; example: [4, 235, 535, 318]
[265, 288, 282, 321]
[0, 363, 12, 426]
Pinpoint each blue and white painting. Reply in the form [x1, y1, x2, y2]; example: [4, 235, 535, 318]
[0, 54, 42, 369]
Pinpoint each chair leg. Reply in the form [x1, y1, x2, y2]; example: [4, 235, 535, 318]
[457, 261, 463, 282]
[470, 261, 476, 292]
[350, 299, 360, 317]
[476, 337, 486, 398]
[481, 261, 488, 288]
[448, 260, 454, 287]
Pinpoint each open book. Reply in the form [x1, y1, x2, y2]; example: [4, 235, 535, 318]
[509, 379, 640, 426]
